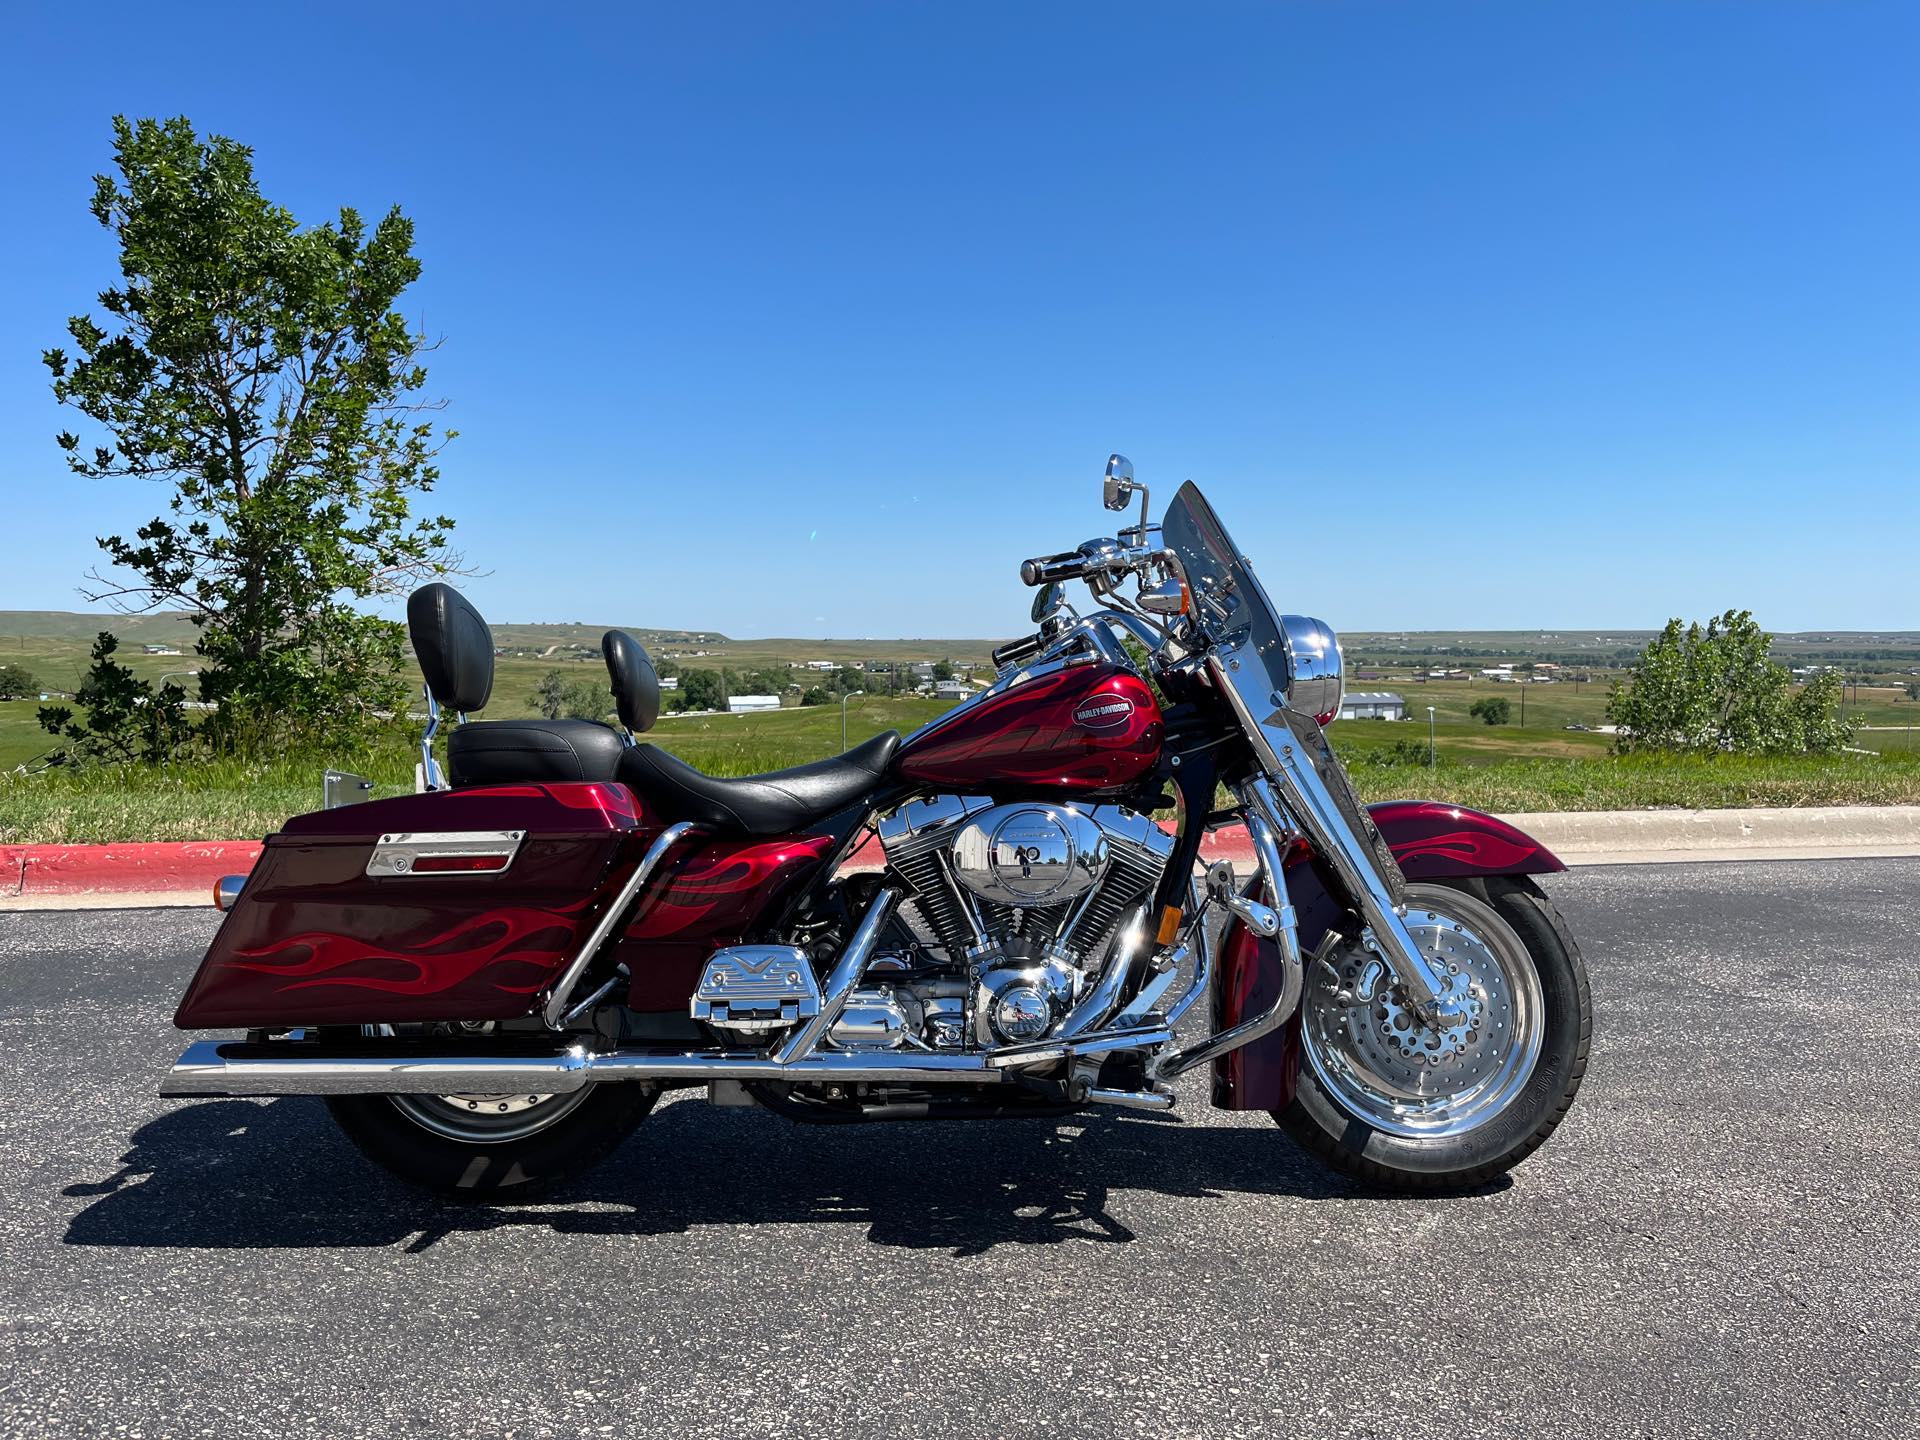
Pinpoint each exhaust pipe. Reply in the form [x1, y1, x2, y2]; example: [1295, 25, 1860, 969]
[160, 1026, 1175, 1099]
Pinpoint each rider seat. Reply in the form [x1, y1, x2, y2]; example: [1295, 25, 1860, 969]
[406, 584, 899, 829]
[614, 732, 899, 837]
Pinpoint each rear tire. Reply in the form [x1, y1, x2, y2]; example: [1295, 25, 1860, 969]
[1273, 876, 1591, 1193]
[326, 1083, 659, 1201]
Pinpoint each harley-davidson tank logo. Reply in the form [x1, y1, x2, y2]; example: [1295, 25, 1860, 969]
[1072, 695, 1135, 731]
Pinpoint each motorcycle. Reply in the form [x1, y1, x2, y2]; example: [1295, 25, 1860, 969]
[162, 457, 1592, 1198]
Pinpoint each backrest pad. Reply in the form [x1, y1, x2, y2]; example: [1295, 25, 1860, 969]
[407, 583, 495, 713]
[601, 629, 661, 733]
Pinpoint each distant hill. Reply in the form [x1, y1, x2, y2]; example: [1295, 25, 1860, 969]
[0, 610, 204, 645]
[0, 611, 1007, 689]
[2, 612, 1915, 675]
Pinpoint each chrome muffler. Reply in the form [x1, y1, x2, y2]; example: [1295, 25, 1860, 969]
[160, 1025, 1175, 1099]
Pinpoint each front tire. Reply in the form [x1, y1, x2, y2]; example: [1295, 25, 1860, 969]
[1273, 876, 1591, 1193]
[326, 1083, 659, 1201]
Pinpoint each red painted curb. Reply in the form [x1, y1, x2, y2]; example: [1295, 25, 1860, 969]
[1, 841, 265, 899]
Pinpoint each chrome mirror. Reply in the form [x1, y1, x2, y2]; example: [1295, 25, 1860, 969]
[1030, 582, 1066, 625]
[1103, 453, 1152, 543]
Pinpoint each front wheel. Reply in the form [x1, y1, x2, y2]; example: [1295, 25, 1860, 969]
[326, 1083, 659, 1201]
[1273, 876, 1591, 1193]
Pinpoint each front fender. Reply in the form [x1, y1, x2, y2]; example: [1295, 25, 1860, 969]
[1368, 799, 1564, 879]
[1208, 802, 1561, 1111]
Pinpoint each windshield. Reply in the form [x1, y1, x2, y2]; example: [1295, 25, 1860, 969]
[1161, 480, 1290, 696]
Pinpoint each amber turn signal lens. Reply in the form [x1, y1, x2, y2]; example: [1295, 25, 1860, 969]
[1155, 905, 1183, 945]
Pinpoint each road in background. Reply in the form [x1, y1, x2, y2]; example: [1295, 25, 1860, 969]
[1, 861, 1915, 1438]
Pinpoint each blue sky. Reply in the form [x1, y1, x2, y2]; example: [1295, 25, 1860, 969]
[1, 2, 1914, 638]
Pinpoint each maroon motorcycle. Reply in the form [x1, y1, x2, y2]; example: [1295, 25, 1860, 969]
[163, 459, 1592, 1198]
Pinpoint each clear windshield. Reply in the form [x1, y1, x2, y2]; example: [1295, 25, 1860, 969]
[1161, 480, 1290, 698]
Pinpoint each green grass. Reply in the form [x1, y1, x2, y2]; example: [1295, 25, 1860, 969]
[6, 692, 1919, 847]
[1346, 750, 1920, 813]
[0, 698, 949, 844]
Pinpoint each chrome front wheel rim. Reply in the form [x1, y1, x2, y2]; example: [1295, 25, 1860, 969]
[1302, 894, 1544, 1139]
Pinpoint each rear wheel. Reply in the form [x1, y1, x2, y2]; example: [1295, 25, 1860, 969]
[326, 1083, 658, 1201]
[1273, 877, 1590, 1193]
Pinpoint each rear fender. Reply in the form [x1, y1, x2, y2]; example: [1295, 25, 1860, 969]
[1209, 802, 1561, 1111]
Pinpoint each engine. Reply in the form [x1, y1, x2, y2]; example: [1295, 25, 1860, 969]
[837, 796, 1174, 1051]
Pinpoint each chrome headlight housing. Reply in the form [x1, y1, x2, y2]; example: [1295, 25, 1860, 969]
[1279, 615, 1343, 726]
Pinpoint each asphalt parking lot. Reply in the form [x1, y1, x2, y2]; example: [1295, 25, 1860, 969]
[2, 858, 1916, 1439]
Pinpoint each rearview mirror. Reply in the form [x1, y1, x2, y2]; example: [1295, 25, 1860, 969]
[1030, 582, 1066, 625]
[1102, 454, 1136, 512]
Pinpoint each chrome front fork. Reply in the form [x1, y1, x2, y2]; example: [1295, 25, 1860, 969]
[1241, 766, 1464, 1027]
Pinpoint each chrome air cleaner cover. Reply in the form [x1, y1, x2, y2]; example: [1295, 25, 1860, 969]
[948, 804, 1111, 907]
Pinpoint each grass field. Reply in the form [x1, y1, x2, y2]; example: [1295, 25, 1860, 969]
[6, 691, 1920, 845]
[5, 610, 1918, 844]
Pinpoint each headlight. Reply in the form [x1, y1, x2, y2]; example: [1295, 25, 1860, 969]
[1279, 615, 1343, 726]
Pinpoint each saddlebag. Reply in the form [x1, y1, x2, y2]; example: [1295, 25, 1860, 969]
[173, 782, 655, 1030]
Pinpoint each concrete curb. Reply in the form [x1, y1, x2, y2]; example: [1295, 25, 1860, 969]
[1503, 805, 1920, 865]
[3, 805, 1917, 911]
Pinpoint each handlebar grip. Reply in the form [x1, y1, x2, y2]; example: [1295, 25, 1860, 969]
[992, 632, 1048, 668]
[1020, 552, 1090, 586]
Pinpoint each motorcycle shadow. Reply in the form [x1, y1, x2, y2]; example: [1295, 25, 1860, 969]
[62, 1094, 1498, 1257]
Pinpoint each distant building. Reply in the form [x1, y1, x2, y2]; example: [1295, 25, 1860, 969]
[658, 676, 679, 690]
[1339, 692, 1406, 721]
[933, 679, 969, 699]
[728, 695, 780, 713]
[142, 644, 181, 655]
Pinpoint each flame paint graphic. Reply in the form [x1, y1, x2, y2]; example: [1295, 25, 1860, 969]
[1390, 828, 1539, 872]
[225, 901, 590, 998]
[625, 836, 834, 941]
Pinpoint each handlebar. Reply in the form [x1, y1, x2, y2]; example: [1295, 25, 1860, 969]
[1019, 551, 1093, 587]
[991, 631, 1049, 668]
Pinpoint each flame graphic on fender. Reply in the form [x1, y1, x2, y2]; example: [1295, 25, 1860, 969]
[1389, 828, 1539, 872]
[626, 835, 835, 941]
[225, 902, 589, 997]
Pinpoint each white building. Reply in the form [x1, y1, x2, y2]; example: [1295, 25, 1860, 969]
[934, 679, 969, 699]
[728, 695, 780, 713]
[1339, 692, 1407, 721]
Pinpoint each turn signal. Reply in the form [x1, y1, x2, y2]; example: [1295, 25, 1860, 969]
[1155, 905, 1183, 946]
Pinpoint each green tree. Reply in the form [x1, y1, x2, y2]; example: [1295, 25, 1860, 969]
[37, 632, 191, 764]
[0, 664, 40, 700]
[1469, 697, 1511, 726]
[43, 116, 460, 754]
[1607, 610, 1854, 755]
[932, 658, 954, 682]
[530, 669, 609, 721]
[680, 669, 725, 712]
[1906, 682, 1920, 702]
[800, 686, 829, 707]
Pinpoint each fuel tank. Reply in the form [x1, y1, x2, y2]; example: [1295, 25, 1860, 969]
[895, 662, 1163, 795]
